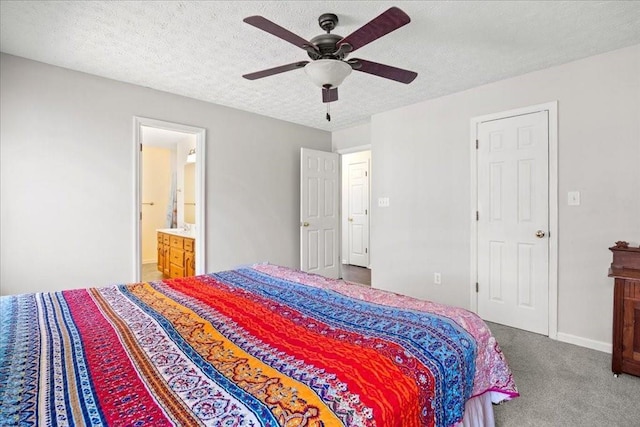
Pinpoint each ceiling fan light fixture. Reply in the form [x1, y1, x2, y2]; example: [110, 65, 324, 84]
[304, 59, 352, 88]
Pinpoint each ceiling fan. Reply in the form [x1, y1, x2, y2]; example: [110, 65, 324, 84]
[242, 7, 418, 118]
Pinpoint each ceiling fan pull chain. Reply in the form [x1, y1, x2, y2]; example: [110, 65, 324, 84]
[326, 103, 331, 121]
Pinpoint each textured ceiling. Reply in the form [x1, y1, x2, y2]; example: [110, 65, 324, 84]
[1, 1, 640, 131]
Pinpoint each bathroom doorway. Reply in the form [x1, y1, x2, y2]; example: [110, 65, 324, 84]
[133, 117, 206, 282]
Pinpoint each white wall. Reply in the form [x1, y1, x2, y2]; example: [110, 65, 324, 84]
[332, 122, 371, 152]
[0, 53, 331, 295]
[370, 44, 640, 349]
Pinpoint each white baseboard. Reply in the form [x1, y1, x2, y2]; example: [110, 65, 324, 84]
[556, 332, 612, 354]
[142, 259, 157, 265]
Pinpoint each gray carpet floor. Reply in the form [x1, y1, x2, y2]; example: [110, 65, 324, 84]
[488, 322, 640, 426]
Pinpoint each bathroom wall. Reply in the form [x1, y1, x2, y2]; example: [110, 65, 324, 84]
[141, 146, 172, 263]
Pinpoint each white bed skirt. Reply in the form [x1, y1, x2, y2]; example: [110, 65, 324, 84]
[454, 391, 509, 427]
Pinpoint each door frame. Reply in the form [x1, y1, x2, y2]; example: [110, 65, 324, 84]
[469, 101, 558, 339]
[133, 116, 206, 281]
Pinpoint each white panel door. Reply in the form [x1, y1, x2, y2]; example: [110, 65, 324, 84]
[477, 111, 549, 335]
[300, 148, 340, 279]
[345, 151, 370, 267]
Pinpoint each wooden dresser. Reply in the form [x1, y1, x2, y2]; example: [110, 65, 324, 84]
[609, 242, 640, 377]
[157, 231, 195, 278]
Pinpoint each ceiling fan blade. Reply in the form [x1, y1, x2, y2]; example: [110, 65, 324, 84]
[244, 16, 313, 50]
[337, 7, 411, 53]
[351, 59, 417, 84]
[243, 61, 309, 80]
[322, 87, 338, 103]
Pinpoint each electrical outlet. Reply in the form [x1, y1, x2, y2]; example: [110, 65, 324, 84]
[568, 191, 580, 206]
[378, 197, 390, 207]
[434, 273, 441, 285]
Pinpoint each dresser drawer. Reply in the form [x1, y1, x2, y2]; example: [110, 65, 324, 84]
[170, 247, 184, 265]
[163, 234, 170, 245]
[157, 232, 164, 243]
[169, 263, 184, 278]
[170, 236, 183, 248]
[183, 238, 194, 252]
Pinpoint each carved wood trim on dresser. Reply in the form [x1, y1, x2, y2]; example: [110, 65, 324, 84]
[609, 241, 640, 377]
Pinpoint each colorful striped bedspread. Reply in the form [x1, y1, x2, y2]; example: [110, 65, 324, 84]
[0, 265, 518, 426]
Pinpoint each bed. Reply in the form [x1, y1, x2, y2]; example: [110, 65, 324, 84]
[0, 264, 518, 426]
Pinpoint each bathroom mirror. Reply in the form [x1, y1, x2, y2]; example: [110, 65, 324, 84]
[183, 162, 195, 224]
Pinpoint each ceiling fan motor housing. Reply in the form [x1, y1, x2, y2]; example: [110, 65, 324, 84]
[308, 33, 346, 60]
[305, 13, 352, 61]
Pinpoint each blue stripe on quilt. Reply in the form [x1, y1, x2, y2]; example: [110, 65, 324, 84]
[0, 295, 40, 426]
[40, 292, 72, 426]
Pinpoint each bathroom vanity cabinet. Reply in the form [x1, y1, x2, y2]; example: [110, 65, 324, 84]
[157, 231, 195, 278]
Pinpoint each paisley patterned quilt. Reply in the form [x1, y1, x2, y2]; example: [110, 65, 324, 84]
[0, 265, 518, 426]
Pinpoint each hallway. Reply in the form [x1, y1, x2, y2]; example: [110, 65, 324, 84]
[341, 264, 371, 286]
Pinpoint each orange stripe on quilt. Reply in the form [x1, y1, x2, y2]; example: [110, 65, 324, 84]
[129, 282, 343, 427]
[165, 277, 426, 427]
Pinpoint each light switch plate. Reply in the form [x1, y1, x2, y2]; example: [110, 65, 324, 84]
[378, 197, 390, 207]
[568, 191, 580, 206]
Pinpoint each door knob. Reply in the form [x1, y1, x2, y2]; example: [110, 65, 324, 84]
[535, 230, 546, 238]
[302, 222, 310, 227]
[348, 218, 353, 222]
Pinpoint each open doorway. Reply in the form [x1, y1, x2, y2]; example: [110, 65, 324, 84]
[133, 117, 206, 282]
[299, 147, 371, 286]
[340, 149, 371, 286]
